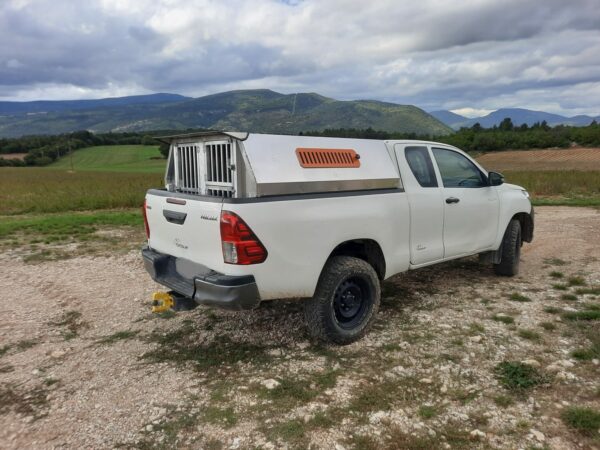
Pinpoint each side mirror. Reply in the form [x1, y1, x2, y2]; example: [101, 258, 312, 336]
[488, 171, 504, 186]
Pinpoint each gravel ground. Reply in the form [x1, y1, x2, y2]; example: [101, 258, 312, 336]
[1, 206, 599, 449]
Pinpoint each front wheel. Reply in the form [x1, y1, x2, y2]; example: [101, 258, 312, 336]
[304, 256, 381, 345]
[494, 219, 521, 276]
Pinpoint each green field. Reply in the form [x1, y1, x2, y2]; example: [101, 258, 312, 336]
[48, 145, 165, 173]
[0, 167, 161, 215]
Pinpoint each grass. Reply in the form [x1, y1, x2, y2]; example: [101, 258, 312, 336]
[0, 210, 141, 239]
[48, 145, 165, 173]
[562, 310, 600, 321]
[502, 171, 600, 207]
[570, 327, 600, 361]
[576, 287, 600, 296]
[492, 314, 515, 325]
[561, 293, 578, 301]
[418, 404, 438, 419]
[561, 406, 600, 436]
[508, 292, 531, 302]
[553, 283, 569, 291]
[0, 167, 161, 214]
[0, 209, 144, 261]
[203, 406, 238, 428]
[468, 322, 485, 334]
[544, 258, 569, 266]
[96, 330, 139, 345]
[494, 361, 548, 391]
[518, 329, 541, 341]
[540, 321, 556, 331]
[493, 394, 514, 408]
[568, 276, 587, 287]
[544, 306, 563, 314]
[550, 271, 564, 278]
[143, 325, 271, 373]
[347, 423, 473, 450]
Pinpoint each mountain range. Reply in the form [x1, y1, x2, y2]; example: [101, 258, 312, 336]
[430, 108, 600, 130]
[0, 89, 452, 138]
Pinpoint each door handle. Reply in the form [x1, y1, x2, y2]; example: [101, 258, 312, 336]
[446, 197, 460, 204]
[163, 209, 187, 225]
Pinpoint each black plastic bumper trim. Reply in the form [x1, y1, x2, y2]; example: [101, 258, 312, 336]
[141, 246, 260, 310]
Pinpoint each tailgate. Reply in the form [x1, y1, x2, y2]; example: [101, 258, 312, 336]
[145, 191, 224, 270]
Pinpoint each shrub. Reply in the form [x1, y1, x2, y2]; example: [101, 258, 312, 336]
[561, 406, 600, 436]
[494, 362, 548, 391]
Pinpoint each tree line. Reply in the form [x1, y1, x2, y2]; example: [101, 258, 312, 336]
[0, 130, 170, 166]
[303, 119, 600, 152]
[1, 119, 599, 167]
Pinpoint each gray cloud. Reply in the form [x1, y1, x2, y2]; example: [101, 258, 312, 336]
[1, 0, 599, 116]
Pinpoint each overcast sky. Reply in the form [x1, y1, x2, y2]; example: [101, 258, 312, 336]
[1, 0, 599, 116]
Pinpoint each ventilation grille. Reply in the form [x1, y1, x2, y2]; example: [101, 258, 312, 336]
[174, 145, 200, 194]
[205, 142, 234, 198]
[296, 148, 360, 168]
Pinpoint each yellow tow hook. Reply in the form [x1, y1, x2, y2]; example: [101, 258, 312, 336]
[151, 291, 174, 313]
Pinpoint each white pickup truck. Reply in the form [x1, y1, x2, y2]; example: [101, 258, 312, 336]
[142, 131, 533, 344]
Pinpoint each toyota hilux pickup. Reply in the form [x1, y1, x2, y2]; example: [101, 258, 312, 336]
[142, 131, 533, 344]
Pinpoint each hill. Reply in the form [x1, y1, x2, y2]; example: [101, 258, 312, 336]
[0, 89, 452, 137]
[0, 93, 189, 115]
[433, 108, 600, 130]
[429, 110, 469, 128]
[48, 145, 165, 173]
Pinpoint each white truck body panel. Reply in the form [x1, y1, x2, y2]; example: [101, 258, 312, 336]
[223, 193, 411, 299]
[241, 134, 400, 196]
[143, 132, 533, 305]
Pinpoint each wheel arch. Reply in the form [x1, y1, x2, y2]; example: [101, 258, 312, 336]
[512, 211, 534, 243]
[326, 239, 386, 280]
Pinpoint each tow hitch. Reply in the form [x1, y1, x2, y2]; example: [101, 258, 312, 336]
[151, 291, 197, 313]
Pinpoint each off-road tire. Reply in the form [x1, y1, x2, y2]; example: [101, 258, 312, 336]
[494, 219, 521, 276]
[303, 256, 381, 345]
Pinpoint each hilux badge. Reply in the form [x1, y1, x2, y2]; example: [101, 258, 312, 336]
[174, 238, 188, 250]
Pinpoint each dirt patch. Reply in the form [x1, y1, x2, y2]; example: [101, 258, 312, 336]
[477, 147, 600, 171]
[0, 206, 599, 449]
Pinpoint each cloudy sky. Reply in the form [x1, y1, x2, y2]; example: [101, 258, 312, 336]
[1, 0, 599, 116]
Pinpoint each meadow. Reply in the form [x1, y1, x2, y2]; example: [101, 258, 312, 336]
[503, 171, 600, 206]
[48, 145, 165, 173]
[1, 145, 599, 216]
[0, 167, 161, 214]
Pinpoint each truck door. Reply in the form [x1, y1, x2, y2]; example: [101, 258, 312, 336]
[394, 144, 445, 265]
[430, 147, 500, 258]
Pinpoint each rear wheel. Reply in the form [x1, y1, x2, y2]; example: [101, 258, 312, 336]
[494, 219, 521, 276]
[304, 256, 380, 345]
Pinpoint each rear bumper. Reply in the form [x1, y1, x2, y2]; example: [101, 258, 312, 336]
[141, 246, 261, 310]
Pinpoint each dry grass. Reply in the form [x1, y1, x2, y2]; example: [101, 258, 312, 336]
[502, 170, 600, 206]
[477, 147, 600, 171]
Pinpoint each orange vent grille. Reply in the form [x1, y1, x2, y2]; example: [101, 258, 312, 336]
[296, 148, 360, 168]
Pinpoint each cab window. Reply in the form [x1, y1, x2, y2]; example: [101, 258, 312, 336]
[405, 146, 438, 187]
[432, 148, 487, 188]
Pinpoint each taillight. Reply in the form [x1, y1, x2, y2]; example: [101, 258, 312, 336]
[220, 211, 267, 264]
[142, 199, 150, 239]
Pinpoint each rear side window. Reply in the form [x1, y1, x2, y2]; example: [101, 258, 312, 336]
[432, 148, 487, 188]
[405, 146, 438, 187]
